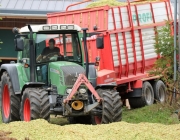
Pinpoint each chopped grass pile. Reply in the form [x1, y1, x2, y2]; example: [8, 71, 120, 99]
[0, 119, 180, 140]
[86, 0, 162, 8]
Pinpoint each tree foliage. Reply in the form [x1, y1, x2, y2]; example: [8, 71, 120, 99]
[151, 21, 179, 102]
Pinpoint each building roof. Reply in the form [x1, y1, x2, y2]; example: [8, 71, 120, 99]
[0, 0, 94, 18]
[0, 0, 177, 19]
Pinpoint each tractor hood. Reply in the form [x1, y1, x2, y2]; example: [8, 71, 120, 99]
[49, 61, 85, 86]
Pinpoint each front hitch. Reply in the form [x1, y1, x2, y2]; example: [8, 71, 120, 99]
[63, 74, 102, 115]
[63, 74, 102, 103]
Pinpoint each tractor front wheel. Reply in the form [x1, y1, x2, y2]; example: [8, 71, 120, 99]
[20, 88, 50, 122]
[92, 89, 122, 124]
[0, 71, 20, 123]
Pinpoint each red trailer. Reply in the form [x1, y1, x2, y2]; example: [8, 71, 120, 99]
[47, 0, 174, 108]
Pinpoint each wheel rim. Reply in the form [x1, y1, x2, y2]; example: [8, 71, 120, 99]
[159, 86, 165, 102]
[2, 84, 10, 118]
[94, 116, 102, 124]
[145, 88, 152, 105]
[24, 99, 30, 122]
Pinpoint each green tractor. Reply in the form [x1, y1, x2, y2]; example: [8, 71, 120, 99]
[0, 24, 122, 124]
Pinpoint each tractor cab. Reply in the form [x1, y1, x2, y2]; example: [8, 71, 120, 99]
[12, 24, 103, 119]
[36, 29, 83, 84]
[14, 24, 85, 85]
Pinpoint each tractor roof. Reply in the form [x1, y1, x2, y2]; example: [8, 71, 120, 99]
[20, 24, 81, 33]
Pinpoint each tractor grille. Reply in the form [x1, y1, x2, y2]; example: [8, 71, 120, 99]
[60, 65, 85, 85]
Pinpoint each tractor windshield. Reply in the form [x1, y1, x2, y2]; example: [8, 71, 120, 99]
[35, 33, 82, 63]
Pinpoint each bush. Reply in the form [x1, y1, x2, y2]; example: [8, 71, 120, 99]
[151, 21, 179, 103]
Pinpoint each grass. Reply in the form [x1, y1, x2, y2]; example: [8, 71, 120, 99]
[50, 115, 69, 125]
[122, 103, 180, 125]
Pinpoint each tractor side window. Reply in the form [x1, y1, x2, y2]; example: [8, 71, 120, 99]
[60, 33, 81, 62]
[22, 39, 30, 58]
[72, 34, 81, 60]
[36, 40, 46, 58]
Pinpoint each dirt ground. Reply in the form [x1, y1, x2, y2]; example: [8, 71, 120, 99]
[0, 131, 17, 140]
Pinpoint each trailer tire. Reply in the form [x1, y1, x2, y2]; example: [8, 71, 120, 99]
[1, 71, 21, 123]
[67, 115, 92, 124]
[153, 80, 166, 103]
[129, 81, 154, 108]
[20, 88, 50, 122]
[0, 81, 1, 109]
[92, 89, 122, 124]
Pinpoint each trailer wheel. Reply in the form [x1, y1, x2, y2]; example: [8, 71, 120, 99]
[20, 88, 50, 122]
[129, 81, 154, 108]
[92, 89, 122, 124]
[153, 80, 166, 103]
[0, 71, 20, 123]
[67, 115, 92, 124]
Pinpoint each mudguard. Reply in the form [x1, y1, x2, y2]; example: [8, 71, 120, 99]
[88, 64, 97, 87]
[0, 64, 21, 94]
[21, 82, 45, 93]
[96, 83, 117, 89]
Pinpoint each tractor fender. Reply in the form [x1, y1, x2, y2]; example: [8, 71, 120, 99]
[88, 64, 97, 87]
[122, 88, 142, 99]
[95, 83, 117, 89]
[0, 64, 21, 94]
[96, 69, 116, 85]
[21, 82, 45, 94]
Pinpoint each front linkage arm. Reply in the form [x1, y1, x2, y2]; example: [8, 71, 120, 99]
[63, 74, 102, 103]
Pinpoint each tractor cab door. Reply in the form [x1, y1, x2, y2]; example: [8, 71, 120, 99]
[20, 39, 30, 82]
[36, 39, 48, 83]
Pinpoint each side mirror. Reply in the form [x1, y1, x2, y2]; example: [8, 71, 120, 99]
[96, 37, 104, 49]
[14, 38, 24, 51]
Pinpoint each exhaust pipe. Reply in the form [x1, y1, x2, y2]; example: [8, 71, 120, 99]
[71, 101, 84, 110]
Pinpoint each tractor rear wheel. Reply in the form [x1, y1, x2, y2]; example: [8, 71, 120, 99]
[92, 89, 122, 124]
[0, 71, 20, 123]
[20, 88, 50, 122]
[129, 81, 154, 108]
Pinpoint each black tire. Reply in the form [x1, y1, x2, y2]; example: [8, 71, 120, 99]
[67, 115, 92, 124]
[0, 81, 1, 109]
[0, 71, 21, 123]
[153, 80, 166, 103]
[20, 88, 50, 121]
[129, 81, 154, 108]
[92, 89, 122, 124]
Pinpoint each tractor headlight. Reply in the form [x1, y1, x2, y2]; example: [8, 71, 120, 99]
[66, 89, 72, 94]
[43, 26, 50, 30]
[79, 88, 86, 94]
[51, 25, 58, 30]
[68, 25, 74, 30]
[60, 25, 67, 30]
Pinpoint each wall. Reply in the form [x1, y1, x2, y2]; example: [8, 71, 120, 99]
[0, 29, 17, 59]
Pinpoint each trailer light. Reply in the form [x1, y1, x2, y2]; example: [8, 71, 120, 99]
[68, 25, 74, 30]
[95, 56, 100, 66]
[51, 25, 58, 30]
[24, 63, 29, 68]
[95, 61, 99, 66]
[66, 89, 72, 94]
[60, 25, 67, 30]
[43, 26, 50, 30]
[79, 88, 86, 94]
